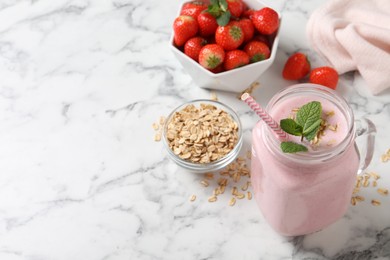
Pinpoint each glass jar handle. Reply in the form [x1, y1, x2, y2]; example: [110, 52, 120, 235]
[355, 118, 376, 175]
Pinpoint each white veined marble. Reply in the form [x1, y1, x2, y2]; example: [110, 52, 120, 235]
[0, 0, 389, 259]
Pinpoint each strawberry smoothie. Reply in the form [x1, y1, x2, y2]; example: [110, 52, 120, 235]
[251, 84, 360, 236]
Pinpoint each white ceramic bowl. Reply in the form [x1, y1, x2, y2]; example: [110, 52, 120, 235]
[170, 0, 281, 93]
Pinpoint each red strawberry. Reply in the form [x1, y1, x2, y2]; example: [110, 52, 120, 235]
[180, 1, 208, 19]
[226, 0, 244, 18]
[253, 34, 270, 47]
[224, 50, 249, 71]
[282, 53, 311, 80]
[173, 15, 199, 47]
[239, 18, 254, 43]
[197, 11, 218, 37]
[210, 64, 224, 73]
[215, 21, 244, 51]
[251, 7, 279, 35]
[242, 8, 255, 19]
[184, 37, 207, 61]
[199, 44, 225, 70]
[244, 40, 270, 63]
[309, 67, 339, 90]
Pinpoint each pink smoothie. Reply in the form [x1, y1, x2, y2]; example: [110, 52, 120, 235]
[251, 95, 359, 236]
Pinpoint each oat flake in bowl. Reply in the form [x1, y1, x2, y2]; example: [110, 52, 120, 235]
[163, 100, 243, 173]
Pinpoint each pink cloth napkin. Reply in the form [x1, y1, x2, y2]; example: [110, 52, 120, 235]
[306, 0, 390, 95]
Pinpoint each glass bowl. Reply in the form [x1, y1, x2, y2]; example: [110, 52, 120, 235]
[162, 99, 243, 173]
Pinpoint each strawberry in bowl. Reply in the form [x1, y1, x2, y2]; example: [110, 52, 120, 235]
[170, 0, 281, 93]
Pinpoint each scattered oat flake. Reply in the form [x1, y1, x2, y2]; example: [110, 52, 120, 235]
[371, 199, 381, 206]
[356, 179, 362, 188]
[369, 172, 380, 180]
[351, 197, 357, 206]
[208, 196, 217, 202]
[159, 116, 166, 125]
[381, 154, 390, 163]
[154, 133, 161, 142]
[372, 180, 378, 187]
[229, 197, 236, 206]
[152, 122, 159, 130]
[200, 180, 209, 187]
[210, 91, 218, 101]
[190, 195, 196, 202]
[247, 191, 252, 200]
[241, 182, 249, 191]
[236, 193, 245, 199]
[377, 188, 388, 196]
[355, 195, 365, 202]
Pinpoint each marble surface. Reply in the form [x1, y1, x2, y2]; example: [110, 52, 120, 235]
[0, 0, 389, 259]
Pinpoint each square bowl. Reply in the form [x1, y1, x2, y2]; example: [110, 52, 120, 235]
[170, 0, 281, 93]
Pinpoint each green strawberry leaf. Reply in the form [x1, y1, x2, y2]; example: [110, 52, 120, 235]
[296, 101, 322, 135]
[250, 54, 265, 63]
[281, 142, 308, 153]
[219, 0, 228, 12]
[216, 10, 231, 26]
[280, 118, 303, 136]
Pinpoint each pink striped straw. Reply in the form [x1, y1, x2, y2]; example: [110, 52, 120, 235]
[241, 93, 288, 141]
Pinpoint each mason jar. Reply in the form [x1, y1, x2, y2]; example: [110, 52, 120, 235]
[251, 84, 376, 236]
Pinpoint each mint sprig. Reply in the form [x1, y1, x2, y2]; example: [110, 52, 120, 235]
[279, 101, 322, 153]
[207, 0, 231, 26]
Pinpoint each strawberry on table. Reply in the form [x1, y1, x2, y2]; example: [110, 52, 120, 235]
[184, 37, 208, 61]
[199, 44, 225, 70]
[226, 0, 244, 18]
[198, 11, 218, 37]
[244, 40, 270, 63]
[180, 1, 208, 19]
[282, 52, 311, 80]
[239, 18, 255, 43]
[173, 15, 199, 47]
[224, 50, 249, 70]
[215, 21, 244, 51]
[309, 66, 339, 90]
[251, 7, 279, 35]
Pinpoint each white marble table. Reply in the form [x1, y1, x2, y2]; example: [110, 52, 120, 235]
[0, 0, 389, 259]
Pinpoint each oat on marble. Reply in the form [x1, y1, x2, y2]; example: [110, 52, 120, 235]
[191, 153, 253, 207]
[380, 149, 390, 162]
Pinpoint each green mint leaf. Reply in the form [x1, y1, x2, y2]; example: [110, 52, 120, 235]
[296, 101, 322, 135]
[280, 119, 303, 136]
[219, 0, 228, 12]
[302, 118, 322, 135]
[281, 142, 308, 153]
[305, 125, 320, 141]
[216, 10, 230, 26]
